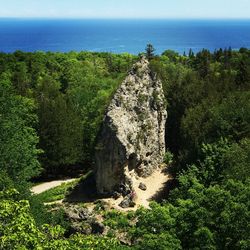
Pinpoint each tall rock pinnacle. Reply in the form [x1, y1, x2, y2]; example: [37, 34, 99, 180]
[95, 57, 167, 194]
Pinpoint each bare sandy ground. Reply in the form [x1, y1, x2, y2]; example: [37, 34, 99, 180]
[31, 179, 76, 194]
[104, 166, 170, 211]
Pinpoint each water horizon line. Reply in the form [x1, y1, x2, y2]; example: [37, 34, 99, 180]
[0, 17, 250, 21]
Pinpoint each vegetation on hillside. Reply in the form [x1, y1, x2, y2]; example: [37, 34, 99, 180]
[0, 48, 250, 249]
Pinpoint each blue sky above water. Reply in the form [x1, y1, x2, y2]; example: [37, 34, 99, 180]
[0, 0, 250, 19]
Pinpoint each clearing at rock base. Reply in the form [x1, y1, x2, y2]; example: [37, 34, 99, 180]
[103, 167, 171, 211]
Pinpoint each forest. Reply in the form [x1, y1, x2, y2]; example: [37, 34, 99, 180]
[0, 47, 249, 249]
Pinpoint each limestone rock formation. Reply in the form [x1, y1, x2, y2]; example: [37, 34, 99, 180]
[95, 57, 167, 194]
[64, 205, 106, 235]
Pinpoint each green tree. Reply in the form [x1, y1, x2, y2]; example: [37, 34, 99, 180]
[145, 44, 155, 60]
[0, 75, 41, 192]
[36, 75, 83, 172]
[222, 138, 250, 181]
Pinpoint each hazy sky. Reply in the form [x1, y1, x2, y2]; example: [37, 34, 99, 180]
[0, 0, 250, 19]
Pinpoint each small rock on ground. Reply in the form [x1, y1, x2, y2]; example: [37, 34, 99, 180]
[138, 182, 147, 191]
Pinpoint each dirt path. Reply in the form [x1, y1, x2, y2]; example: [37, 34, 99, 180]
[104, 167, 170, 211]
[31, 179, 76, 194]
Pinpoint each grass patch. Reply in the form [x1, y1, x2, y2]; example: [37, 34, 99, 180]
[35, 171, 92, 203]
[104, 210, 134, 230]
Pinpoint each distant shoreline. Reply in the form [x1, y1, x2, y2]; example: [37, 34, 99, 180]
[0, 17, 250, 21]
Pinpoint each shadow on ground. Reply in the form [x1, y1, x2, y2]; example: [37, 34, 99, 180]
[149, 168, 178, 203]
[65, 173, 96, 203]
[65, 173, 109, 203]
[149, 178, 178, 203]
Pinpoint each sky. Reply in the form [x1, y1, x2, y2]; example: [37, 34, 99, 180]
[0, 0, 250, 19]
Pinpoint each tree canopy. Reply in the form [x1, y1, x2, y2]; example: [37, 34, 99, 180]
[0, 48, 250, 249]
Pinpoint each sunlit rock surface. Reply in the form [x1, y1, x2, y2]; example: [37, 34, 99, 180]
[95, 57, 167, 194]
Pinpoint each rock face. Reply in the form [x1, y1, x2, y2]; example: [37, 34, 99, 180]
[64, 205, 106, 235]
[95, 57, 167, 194]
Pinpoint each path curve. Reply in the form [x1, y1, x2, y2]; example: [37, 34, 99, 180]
[31, 179, 76, 194]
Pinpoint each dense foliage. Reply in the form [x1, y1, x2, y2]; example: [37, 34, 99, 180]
[0, 74, 41, 194]
[0, 190, 121, 250]
[0, 48, 249, 249]
[150, 47, 250, 166]
[0, 51, 136, 174]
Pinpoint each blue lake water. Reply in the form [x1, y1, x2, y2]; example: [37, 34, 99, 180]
[0, 19, 250, 54]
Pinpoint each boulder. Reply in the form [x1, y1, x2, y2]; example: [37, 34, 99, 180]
[64, 204, 106, 235]
[112, 191, 122, 200]
[65, 205, 91, 221]
[119, 194, 136, 208]
[138, 182, 147, 191]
